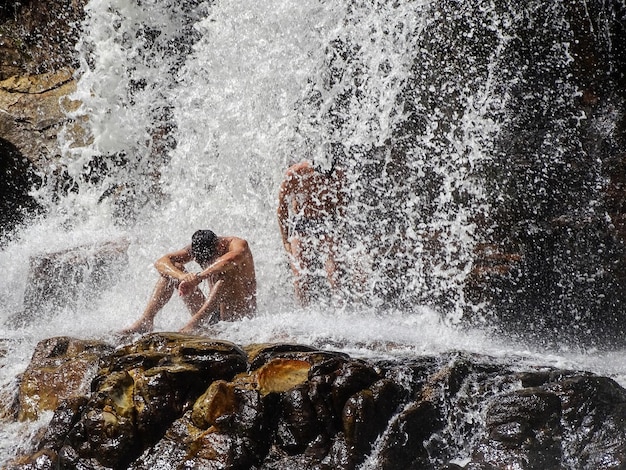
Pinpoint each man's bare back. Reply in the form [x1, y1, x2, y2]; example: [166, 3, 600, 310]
[195, 236, 257, 322]
[278, 161, 344, 243]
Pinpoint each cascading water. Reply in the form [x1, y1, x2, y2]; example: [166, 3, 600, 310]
[2, 0, 626, 466]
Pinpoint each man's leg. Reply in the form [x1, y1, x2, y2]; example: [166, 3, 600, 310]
[290, 236, 315, 306]
[322, 235, 341, 298]
[181, 283, 206, 315]
[121, 275, 177, 334]
[179, 279, 223, 333]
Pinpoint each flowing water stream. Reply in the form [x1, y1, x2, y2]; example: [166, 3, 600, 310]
[2, 0, 626, 465]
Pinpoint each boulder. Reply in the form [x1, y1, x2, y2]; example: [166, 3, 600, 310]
[0, 138, 43, 242]
[8, 339, 626, 470]
[17, 336, 113, 421]
[59, 333, 249, 468]
[6, 238, 130, 327]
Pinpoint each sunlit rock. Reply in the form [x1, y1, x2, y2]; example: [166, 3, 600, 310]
[257, 358, 311, 395]
[0, 0, 88, 195]
[191, 379, 238, 430]
[244, 342, 347, 370]
[17, 336, 113, 421]
[0, 70, 81, 171]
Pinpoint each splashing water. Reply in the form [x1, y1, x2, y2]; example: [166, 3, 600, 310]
[2, 0, 626, 465]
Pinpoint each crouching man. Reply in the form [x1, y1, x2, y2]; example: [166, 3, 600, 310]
[121, 229, 256, 334]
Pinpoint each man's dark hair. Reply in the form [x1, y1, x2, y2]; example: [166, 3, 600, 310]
[191, 229, 218, 265]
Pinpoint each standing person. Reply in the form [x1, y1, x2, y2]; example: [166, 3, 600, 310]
[121, 229, 256, 334]
[277, 159, 345, 306]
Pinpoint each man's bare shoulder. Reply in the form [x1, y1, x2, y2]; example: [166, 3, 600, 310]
[223, 236, 252, 252]
[285, 160, 313, 177]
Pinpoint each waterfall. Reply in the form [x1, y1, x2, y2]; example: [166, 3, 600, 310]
[2, 0, 626, 464]
[1, 0, 625, 351]
[47, 0, 515, 322]
[2, 0, 625, 347]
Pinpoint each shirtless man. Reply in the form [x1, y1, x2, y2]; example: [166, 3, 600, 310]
[122, 229, 256, 334]
[277, 160, 345, 306]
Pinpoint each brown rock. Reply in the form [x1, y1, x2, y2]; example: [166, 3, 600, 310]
[0, 70, 81, 171]
[257, 358, 311, 396]
[54, 333, 249, 468]
[274, 384, 319, 454]
[6, 238, 130, 327]
[191, 380, 238, 430]
[17, 336, 112, 421]
[245, 342, 345, 370]
[0, 0, 88, 79]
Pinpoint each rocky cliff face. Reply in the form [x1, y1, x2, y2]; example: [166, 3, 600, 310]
[0, 0, 87, 241]
[5, 333, 626, 470]
[0, 0, 86, 79]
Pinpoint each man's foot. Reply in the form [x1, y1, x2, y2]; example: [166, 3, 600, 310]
[119, 319, 153, 336]
[178, 325, 198, 335]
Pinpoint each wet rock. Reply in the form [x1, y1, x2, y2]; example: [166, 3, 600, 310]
[192, 379, 240, 430]
[128, 413, 200, 469]
[245, 342, 348, 370]
[471, 389, 563, 469]
[375, 400, 442, 470]
[40, 396, 89, 454]
[0, 0, 87, 79]
[4, 449, 58, 470]
[0, 70, 82, 204]
[0, 0, 88, 203]
[257, 358, 311, 395]
[0, 339, 20, 421]
[9, 340, 626, 470]
[274, 384, 318, 454]
[545, 375, 626, 469]
[330, 360, 380, 419]
[17, 336, 113, 421]
[6, 238, 130, 328]
[59, 333, 250, 468]
[0, 138, 43, 242]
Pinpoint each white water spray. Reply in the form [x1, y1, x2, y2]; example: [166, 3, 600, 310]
[2, 0, 626, 465]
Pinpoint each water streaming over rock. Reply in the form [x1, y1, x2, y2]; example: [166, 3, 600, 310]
[1, 0, 626, 466]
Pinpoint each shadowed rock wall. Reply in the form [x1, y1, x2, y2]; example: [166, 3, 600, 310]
[0, 0, 87, 240]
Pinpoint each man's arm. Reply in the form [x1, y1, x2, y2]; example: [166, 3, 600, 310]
[197, 238, 249, 281]
[178, 239, 249, 298]
[277, 172, 294, 252]
[154, 246, 194, 280]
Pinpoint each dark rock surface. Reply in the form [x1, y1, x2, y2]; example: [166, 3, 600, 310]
[0, 0, 87, 240]
[6, 334, 626, 469]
